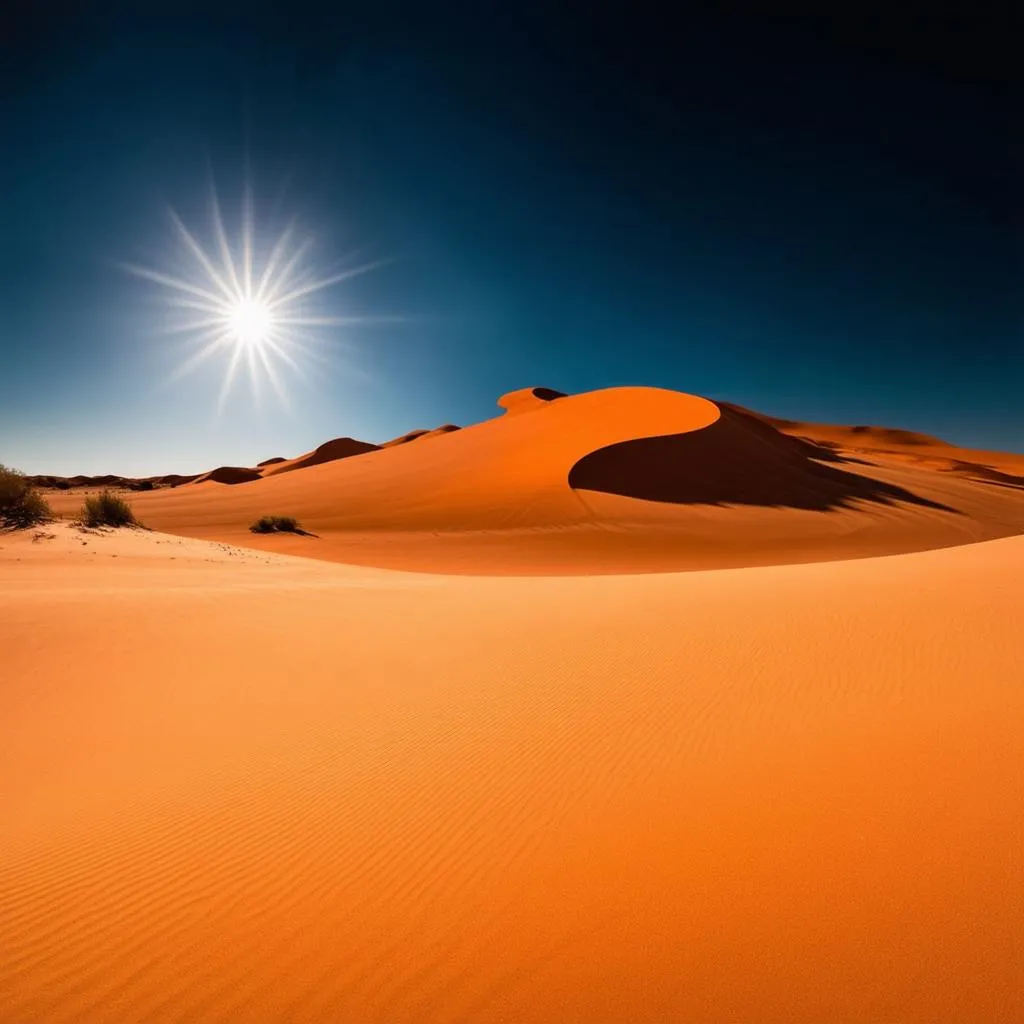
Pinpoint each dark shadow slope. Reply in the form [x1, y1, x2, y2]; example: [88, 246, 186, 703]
[569, 405, 958, 513]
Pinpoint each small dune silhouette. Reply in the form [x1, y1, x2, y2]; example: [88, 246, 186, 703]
[381, 424, 461, 448]
[192, 466, 262, 485]
[261, 437, 379, 477]
[381, 429, 431, 448]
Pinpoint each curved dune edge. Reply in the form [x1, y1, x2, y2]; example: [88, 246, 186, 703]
[39, 386, 1024, 575]
[381, 423, 461, 448]
[497, 385, 567, 414]
[1, 529, 1022, 1021]
[260, 436, 381, 477]
[191, 465, 263, 485]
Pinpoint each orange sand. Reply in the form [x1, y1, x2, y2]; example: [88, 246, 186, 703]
[5, 385, 1023, 1020]
[1, 523, 1022, 1021]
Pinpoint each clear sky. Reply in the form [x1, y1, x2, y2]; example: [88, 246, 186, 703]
[1, 5, 1019, 476]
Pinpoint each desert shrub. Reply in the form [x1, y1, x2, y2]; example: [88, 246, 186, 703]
[0, 464, 53, 528]
[250, 515, 301, 534]
[80, 490, 140, 528]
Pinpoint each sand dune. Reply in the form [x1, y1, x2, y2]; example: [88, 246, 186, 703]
[259, 436, 380, 477]
[1, 524, 1021, 1021]
[191, 465, 263, 485]
[40, 385, 1024, 574]
[381, 423, 461, 448]
[756, 409, 950, 448]
[380, 427, 432, 447]
[751, 406, 1024, 473]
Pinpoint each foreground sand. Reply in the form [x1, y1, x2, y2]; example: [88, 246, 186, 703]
[2, 524, 1021, 1021]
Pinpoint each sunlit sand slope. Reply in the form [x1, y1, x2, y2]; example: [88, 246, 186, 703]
[1, 526, 1021, 1021]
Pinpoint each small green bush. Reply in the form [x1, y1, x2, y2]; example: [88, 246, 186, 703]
[250, 515, 301, 534]
[0, 464, 53, 528]
[80, 490, 141, 528]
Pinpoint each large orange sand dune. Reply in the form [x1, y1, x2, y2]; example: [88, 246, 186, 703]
[1, 525, 1022, 1021]
[41, 386, 1024, 573]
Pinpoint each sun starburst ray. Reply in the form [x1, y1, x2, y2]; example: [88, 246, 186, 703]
[254, 223, 295, 303]
[217, 341, 247, 413]
[210, 191, 243, 297]
[255, 343, 291, 405]
[265, 237, 315, 301]
[154, 316, 230, 337]
[165, 329, 233, 383]
[242, 183, 254, 300]
[164, 295, 228, 315]
[273, 314, 406, 327]
[168, 209, 236, 302]
[121, 263, 226, 306]
[265, 258, 390, 311]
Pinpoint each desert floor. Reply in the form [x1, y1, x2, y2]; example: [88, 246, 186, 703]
[2, 521, 1022, 1022]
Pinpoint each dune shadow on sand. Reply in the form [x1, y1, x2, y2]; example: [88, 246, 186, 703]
[569, 405, 960, 513]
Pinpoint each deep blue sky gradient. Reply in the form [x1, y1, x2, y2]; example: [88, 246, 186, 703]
[1, 5, 1019, 475]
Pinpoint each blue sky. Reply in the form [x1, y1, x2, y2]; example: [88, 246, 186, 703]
[1, 6, 1018, 475]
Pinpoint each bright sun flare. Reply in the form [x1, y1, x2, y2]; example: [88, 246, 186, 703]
[227, 298, 273, 347]
[123, 186, 390, 410]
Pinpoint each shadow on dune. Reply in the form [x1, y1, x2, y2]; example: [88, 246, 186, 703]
[949, 461, 1024, 491]
[569, 405, 960, 513]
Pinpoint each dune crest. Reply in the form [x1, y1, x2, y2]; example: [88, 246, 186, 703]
[753, 410, 950, 449]
[192, 466, 262, 485]
[260, 437, 380, 477]
[381, 428, 431, 447]
[497, 386, 567, 414]
[382, 423, 461, 448]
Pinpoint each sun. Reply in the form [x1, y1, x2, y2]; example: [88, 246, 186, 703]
[226, 297, 273, 347]
[122, 185, 392, 410]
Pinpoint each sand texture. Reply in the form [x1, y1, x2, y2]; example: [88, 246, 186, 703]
[4, 385, 1023, 1021]
[1, 524, 1022, 1021]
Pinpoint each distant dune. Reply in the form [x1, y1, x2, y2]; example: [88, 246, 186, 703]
[191, 465, 263, 485]
[380, 428, 430, 447]
[259, 436, 380, 477]
[753, 409, 950, 449]
[381, 423, 461, 448]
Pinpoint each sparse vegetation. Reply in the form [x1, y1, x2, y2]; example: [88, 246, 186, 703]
[0, 464, 53, 528]
[80, 490, 141, 528]
[250, 515, 302, 534]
